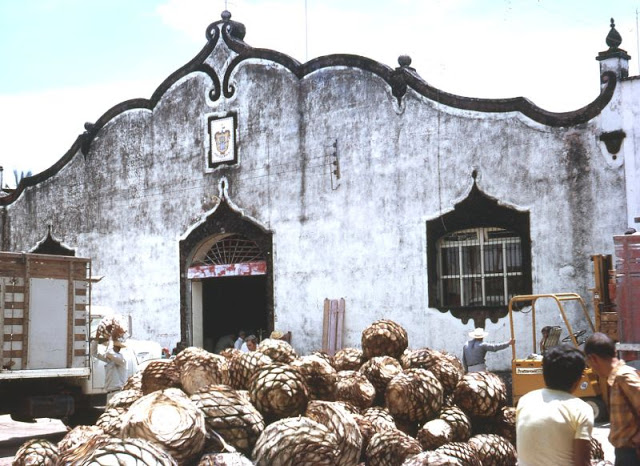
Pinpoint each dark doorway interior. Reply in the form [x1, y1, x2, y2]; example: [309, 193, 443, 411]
[202, 274, 268, 353]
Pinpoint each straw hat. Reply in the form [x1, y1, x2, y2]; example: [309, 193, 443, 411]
[469, 328, 489, 339]
[270, 330, 284, 340]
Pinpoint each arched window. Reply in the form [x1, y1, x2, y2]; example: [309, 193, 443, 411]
[426, 181, 532, 325]
[188, 233, 267, 279]
[192, 234, 264, 266]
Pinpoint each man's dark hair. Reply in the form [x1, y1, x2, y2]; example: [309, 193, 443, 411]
[542, 344, 586, 392]
[583, 332, 616, 359]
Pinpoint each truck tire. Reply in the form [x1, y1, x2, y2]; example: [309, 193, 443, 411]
[9, 412, 36, 423]
[584, 397, 608, 423]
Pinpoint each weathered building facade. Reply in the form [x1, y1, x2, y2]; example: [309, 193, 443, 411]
[1, 13, 637, 370]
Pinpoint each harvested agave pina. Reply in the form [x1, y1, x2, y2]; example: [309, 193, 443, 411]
[70, 437, 178, 465]
[334, 370, 376, 410]
[179, 350, 230, 395]
[57, 425, 104, 455]
[121, 388, 206, 465]
[191, 383, 265, 455]
[291, 354, 338, 401]
[452, 372, 506, 418]
[252, 416, 340, 466]
[332, 347, 365, 371]
[248, 363, 309, 422]
[365, 428, 422, 466]
[386, 368, 444, 423]
[359, 356, 403, 401]
[12, 438, 60, 466]
[468, 434, 517, 466]
[305, 400, 363, 466]
[435, 442, 482, 466]
[361, 319, 408, 360]
[255, 338, 297, 363]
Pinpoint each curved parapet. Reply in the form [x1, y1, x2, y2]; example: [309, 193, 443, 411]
[0, 11, 618, 206]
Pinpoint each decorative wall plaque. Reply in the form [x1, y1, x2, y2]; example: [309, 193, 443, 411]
[207, 113, 237, 169]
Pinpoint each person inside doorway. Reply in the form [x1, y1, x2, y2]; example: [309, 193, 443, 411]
[462, 327, 513, 372]
[214, 332, 236, 354]
[241, 335, 258, 352]
[234, 330, 246, 350]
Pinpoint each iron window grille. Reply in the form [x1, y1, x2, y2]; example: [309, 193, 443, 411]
[436, 227, 524, 308]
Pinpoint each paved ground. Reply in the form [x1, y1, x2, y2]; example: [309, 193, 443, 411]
[0, 415, 616, 464]
[0, 415, 68, 465]
[593, 422, 615, 463]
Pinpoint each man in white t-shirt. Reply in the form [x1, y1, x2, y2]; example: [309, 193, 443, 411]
[516, 344, 593, 466]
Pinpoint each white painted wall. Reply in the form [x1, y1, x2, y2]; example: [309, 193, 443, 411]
[2, 20, 635, 370]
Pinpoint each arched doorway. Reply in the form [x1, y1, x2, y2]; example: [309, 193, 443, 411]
[179, 199, 273, 350]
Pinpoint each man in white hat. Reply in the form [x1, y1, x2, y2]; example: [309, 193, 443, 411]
[462, 327, 513, 373]
[91, 337, 128, 401]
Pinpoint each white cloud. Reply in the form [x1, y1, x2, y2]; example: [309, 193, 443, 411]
[0, 79, 157, 186]
[153, 0, 612, 111]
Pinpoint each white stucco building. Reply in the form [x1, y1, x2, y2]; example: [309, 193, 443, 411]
[1, 13, 638, 370]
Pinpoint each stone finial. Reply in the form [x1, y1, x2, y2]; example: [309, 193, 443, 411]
[398, 55, 412, 67]
[596, 17, 630, 71]
[606, 18, 623, 49]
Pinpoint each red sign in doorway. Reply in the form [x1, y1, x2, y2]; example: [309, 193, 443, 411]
[187, 261, 267, 279]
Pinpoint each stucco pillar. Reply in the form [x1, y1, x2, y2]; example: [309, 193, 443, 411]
[596, 18, 630, 84]
[596, 19, 638, 228]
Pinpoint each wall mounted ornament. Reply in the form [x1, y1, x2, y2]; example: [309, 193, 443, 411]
[206, 113, 237, 170]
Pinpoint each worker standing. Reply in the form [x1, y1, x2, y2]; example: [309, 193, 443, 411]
[516, 344, 593, 466]
[91, 338, 128, 402]
[462, 327, 514, 372]
[584, 333, 640, 465]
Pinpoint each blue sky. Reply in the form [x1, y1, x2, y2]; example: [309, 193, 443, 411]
[0, 0, 638, 185]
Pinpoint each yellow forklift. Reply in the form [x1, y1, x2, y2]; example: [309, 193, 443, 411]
[508, 293, 608, 421]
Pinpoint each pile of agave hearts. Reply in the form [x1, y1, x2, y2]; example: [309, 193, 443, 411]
[13, 319, 608, 466]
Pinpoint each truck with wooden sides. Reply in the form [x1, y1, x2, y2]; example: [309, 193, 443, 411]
[0, 252, 96, 421]
[0, 252, 164, 424]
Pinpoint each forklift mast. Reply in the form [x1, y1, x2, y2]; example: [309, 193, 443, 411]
[590, 254, 618, 341]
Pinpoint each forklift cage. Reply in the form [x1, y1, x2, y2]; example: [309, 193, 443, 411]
[508, 293, 606, 421]
[508, 293, 595, 360]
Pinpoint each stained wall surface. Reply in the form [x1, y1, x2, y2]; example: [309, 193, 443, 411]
[0, 15, 634, 369]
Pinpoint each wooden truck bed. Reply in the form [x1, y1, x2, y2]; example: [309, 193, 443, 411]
[0, 253, 90, 374]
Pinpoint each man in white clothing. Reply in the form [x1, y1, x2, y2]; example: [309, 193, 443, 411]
[92, 338, 128, 402]
[234, 330, 246, 350]
[516, 344, 593, 466]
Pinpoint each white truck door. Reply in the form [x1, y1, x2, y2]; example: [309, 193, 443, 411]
[28, 278, 68, 369]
